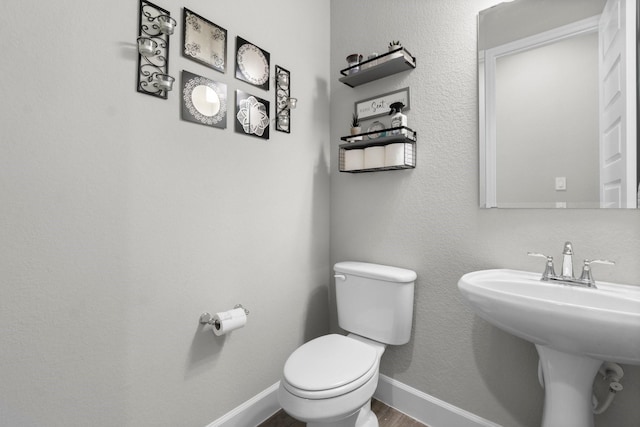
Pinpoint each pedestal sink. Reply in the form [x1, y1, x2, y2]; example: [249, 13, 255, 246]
[458, 269, 640, 427]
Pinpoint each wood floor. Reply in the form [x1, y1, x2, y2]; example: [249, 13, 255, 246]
[258, 399, 427, 427]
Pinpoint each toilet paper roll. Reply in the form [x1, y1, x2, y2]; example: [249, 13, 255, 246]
[344, 149, 364, 171]
[384, 143, 406, 167]
[212, 307, 247, 336]
[364, 146, 385, 169]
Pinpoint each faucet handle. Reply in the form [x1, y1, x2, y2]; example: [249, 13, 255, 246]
[528, 252, 550, 259]
[527, 252, 556, 280]
[579, 259, 616, 286]
[585, 259, 616, 266]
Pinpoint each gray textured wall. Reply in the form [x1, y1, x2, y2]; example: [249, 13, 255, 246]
[330, 1, 640, 426]
[0, 1, 330, 425]
[1, 0, 638, 426]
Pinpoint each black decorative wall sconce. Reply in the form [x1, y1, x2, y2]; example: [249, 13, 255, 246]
[275, 65, 297, 133]
[136, 0, 176, 99]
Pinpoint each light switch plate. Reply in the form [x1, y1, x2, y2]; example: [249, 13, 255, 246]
[555, 176, 567, 191]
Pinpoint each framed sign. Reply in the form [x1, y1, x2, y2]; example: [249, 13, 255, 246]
[355, 87, 410, 121]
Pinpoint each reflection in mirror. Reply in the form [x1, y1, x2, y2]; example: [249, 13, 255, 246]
[192, 85, 220, 116]
[478, 0, 638, 208]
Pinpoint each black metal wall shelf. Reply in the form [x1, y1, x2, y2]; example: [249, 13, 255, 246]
[339, 48, 416, 88]
[339, 127, 417, 173]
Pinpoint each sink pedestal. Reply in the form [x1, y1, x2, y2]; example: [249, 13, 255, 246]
[459, 269, 640, 426]
[536, 345, 602, 427]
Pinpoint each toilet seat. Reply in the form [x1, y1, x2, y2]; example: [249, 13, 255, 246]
[282, 334, 378, 400]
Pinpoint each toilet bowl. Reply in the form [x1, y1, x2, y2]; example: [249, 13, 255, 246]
[277, 334, 385, 426]
[277, 262, 417, 427]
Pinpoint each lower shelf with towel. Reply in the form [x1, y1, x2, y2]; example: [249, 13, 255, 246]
[339, 127, 417, 173]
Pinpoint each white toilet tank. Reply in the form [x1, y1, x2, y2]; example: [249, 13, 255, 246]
[334, 262, 416, 345]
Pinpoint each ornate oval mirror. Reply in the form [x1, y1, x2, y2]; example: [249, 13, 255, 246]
[181, 70, 227, 129]
[192, 85, 220, 116]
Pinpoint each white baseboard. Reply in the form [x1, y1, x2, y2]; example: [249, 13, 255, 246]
[374, 374, 502, 427]
[206, 382, 280, 427]
[206, 375, 501, 427]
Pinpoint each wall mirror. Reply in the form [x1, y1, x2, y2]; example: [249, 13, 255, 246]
[181, 70, 227, 129]
[478, 0, 638, 208]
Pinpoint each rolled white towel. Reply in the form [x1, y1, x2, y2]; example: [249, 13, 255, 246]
[344, 149, 364, 171]
[384, 143, 406, 167]
[364, 146, 385, 169]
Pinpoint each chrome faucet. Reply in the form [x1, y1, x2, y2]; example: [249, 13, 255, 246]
[528, 241, 615, 288]
[561, 241, 574, 279]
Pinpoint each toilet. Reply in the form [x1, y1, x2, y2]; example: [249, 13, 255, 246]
[278, 261, 416, 427]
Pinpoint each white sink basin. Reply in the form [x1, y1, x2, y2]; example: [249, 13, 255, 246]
[458, 269, 640, 427]
[458, 269, 640, 365]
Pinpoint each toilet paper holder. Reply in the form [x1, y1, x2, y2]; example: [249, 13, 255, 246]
[199, 304, 250, 328]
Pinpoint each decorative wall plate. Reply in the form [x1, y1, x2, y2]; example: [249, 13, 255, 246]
[235, 90, 270, 139]
[235, 37, 270, 90]
[183, 8, 227, 73]
[181, 70, 227, 128]
[237, 44, 269, 84]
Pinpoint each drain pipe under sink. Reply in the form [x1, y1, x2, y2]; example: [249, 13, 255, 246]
[537, 360, 624, 415]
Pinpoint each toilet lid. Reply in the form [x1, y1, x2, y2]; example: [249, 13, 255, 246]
[283, 334, 377, 392]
